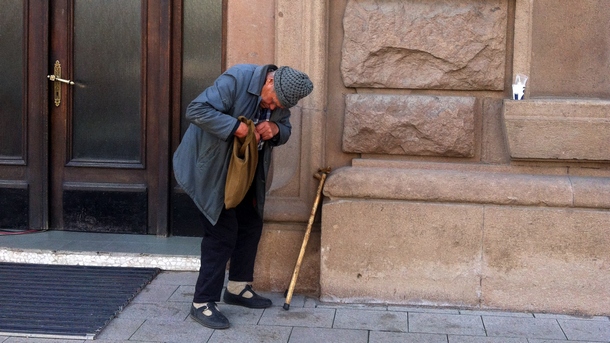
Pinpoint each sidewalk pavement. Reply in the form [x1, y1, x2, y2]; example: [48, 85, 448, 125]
[1, 231, 609, 342]
[2, 270, 609, 343]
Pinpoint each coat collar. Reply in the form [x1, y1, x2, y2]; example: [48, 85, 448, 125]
[247, 64, 278, 97]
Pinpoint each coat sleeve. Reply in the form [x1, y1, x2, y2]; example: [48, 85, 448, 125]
[268, 108, 292, 147]
[185, 73, 240, 142]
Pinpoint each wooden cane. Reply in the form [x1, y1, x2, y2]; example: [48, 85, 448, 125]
[283, 167, 331, 310]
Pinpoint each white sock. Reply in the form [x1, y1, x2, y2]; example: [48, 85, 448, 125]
[227, 281, 253, 298]
[193, 302, 214, 316]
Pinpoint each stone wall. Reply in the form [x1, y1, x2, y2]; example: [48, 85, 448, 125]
[225, 0, 610, 313]
[320, 0, 610, 315]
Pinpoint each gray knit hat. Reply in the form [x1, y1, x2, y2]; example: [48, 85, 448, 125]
[274, 66, 314, 108]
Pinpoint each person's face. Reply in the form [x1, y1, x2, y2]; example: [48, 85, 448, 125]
[260, 76, 284, 110]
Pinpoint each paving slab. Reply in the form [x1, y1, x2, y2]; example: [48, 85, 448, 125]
[535, 313, 610, 322]
[318, 303, 388, 311]
[219, 304, 265, 325]
[289, 327, 368, 343]
[256, 291, 307, 309]
[459, 309, 534, 317]
[167, 284, 194, 302]
[448, 336, 528, 343]
[129, 319, 214, 343]
[389, 306, 460, 314]
[259, 307, 335, 328]
[94, 318, 146, 341]
[116, 302, 189, 322]
[0, 339, 87, 343]
[130, 282, 180, 303]
[303, 297, 319, 308]
[333, 308, 409, 332]
[558, 318, 610, 342]
[207, 324, 292, 343]
[369, 331, 448, 343]
[483, 315, 566, 340]
[409, 312, 486, 336]
[151, 271, 199, 285]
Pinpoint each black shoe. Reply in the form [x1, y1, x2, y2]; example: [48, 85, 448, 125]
[190, 302, 230, 329]
[223, 284, 272, 309]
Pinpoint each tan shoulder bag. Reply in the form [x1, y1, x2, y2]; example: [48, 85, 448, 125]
[224, 116, 258, 209]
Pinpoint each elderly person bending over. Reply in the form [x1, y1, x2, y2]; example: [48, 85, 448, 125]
[173, 64, 313, 329]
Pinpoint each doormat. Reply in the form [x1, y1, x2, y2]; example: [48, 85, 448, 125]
[0, 262, 160, 340]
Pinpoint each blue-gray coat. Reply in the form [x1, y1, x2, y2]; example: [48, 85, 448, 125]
[172, 64, 292, 225]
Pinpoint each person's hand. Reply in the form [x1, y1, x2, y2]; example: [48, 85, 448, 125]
[235, 121, 261, 143]
[255, 121, 278, 141]
[234, 122, 249, 139]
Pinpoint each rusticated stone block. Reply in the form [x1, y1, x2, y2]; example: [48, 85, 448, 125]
[341, 0, 507, 90]
[343, 94, 475, 157]
[503, 99, 610, 161]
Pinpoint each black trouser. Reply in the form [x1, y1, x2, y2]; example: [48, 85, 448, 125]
[193, 186, 263, 303]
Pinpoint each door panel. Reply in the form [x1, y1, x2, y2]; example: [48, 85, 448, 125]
[0, 0, 47, 230]
[0, 184, 28, 229]
[71, 0, 143, 164]
[0, 1, 27, 229]
[62, 183, 147, 233]
[0, 0, 25, 161]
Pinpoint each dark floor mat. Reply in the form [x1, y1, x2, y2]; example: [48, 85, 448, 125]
[0, 262, 160, 340]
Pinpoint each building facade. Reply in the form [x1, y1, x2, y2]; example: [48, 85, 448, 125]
[1, 0, 608, 315]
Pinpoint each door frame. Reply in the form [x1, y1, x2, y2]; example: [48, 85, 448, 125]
[146, 0, 172, 236]
[27, 1, 50, 230]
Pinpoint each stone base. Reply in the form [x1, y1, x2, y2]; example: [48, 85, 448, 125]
[254, 222, 321, 295]
[483, 206, 610, 315]
[320, 163, 610, 315]
[321, 201, 483, 307]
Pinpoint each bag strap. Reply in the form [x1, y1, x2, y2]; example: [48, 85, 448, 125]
[237, 116, 256, 155]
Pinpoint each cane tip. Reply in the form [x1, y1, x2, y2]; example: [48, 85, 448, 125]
[283, 303, 290, 311]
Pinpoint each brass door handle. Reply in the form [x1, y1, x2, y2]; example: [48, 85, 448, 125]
[48, 60, 73, 106]
[47, 74, 74, 85]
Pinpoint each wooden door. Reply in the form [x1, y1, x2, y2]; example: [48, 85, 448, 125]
[0, 0, 221, 235]
[48, 0, 171, 234]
